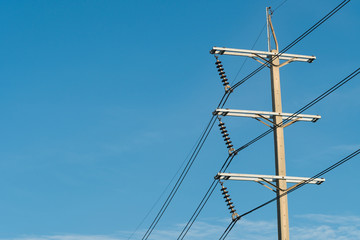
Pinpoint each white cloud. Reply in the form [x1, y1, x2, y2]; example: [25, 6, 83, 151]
[3, 214, 360, 240]
[0, 235, 121, 240]
[290, 214, 360, 240]
[295, 213, 360, 225]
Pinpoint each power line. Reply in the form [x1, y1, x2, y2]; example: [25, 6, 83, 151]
[218, 218, 239, 240]
[176, 67, 360, 239]
[138, 8, 267, 239]
[241, 148, 360, 218]
[177, 4, 354, 234]
[138, 1, 351, 238]
[273, 0, 290, 13]
[230, 0, 350, 91]
[219, 147, 360, 239]
[178, 1, 352, 238]
[225, 67, 360, 178]
[127, 127, 210, 239]
[141, 116, 217, 240]
[229, 23, 267, 86]
[229, 0, 291, 86]
[177, 154, 236, 240]
[177, 179, 218, 240]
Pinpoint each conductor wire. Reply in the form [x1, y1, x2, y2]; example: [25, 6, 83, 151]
[177, 66, 360, 240]
[218, 148, 360, 240]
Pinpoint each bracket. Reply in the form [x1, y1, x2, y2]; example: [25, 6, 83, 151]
[213, 109, 321, 128]
[210, 47, 316, 63]
[215, 172, 325, 193]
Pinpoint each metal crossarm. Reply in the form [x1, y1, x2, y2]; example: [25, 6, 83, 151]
[215, 173, 325, 185]
[213, 108, 321, 122]
[210, 47, 316, 63]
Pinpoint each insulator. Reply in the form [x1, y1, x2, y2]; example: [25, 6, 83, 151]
[220, 182, 240, 220]
[215, 57, 231, 92]
[218, 120, 235, 154]
[216, 61, 223, 68]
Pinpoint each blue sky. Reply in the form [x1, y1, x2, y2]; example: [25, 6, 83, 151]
[0, 0, 359, 239]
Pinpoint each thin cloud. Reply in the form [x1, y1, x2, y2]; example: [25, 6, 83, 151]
[296, 213, 360, 225]
[0, 235, 121, 240]
[3, 214, 360, 240]
[332, 144, 360, 152]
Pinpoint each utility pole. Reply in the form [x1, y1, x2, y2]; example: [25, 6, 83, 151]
[212, 8, 324, 240]
[268, 9, 289, 238]
[271, 49, 290, 239]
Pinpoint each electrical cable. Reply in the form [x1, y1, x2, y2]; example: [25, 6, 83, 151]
[127, 127, 210, 239]
[138, 1, 351, 238]
[177, 179, 218, 240]
[229, 0, 289, 88]
[218, 218, 239, 240]
[230, 0, 350, 91]
[272, 0, 290, 13]
[227, 67, 360, 172]
[176, 67, 360, 240]
[141, 116, 217, 240]
[179, 1, 352, 238]
[177, 154, 236, 240]
[139, 6, 265, 236]
[218, 147, 360, 239]
[240, 148, 360, 218]
[229, 23, 267, 86]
